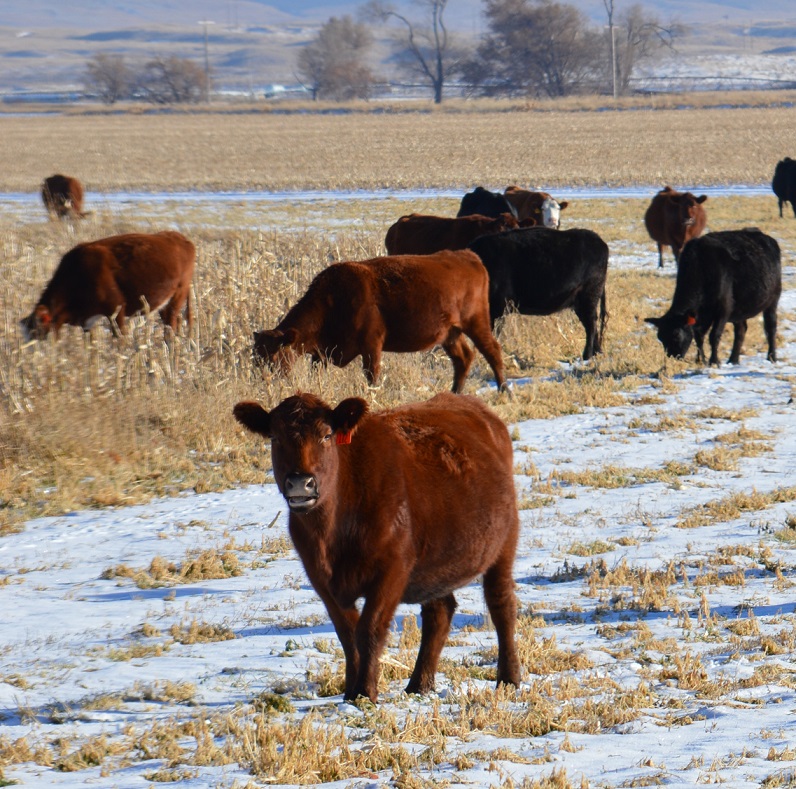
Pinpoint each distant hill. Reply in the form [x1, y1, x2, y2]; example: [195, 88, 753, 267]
[1, 0, 794, 95]
[4, 0, 796, 31]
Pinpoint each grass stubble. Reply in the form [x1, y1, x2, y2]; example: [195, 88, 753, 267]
[1, 107, 796, 787]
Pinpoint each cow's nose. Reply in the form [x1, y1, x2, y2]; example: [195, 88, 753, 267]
[284, 473, 319, 511]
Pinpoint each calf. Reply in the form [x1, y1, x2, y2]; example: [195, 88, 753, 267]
[253, 250, 506, 393]
[772, 157, 796, 218]
[384, 212, 518, 255]
[504, 186, 569, 229]
[41, 174, 87, 220]
[645, 228, 781, 366]
[233, 391, 521, 702]
[457, 186, 518, 219]
[21, 231, 195, 340]
[644, 186, 708, 268]
[469, 227, 609, 361]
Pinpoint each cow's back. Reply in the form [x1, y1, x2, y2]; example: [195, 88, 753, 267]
[470, 227, 608, 317]
[675, 229, 782, 316]
[352, 392, 516, 603]
[364, 251, 490, 350]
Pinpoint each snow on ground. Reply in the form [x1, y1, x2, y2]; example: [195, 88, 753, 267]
[1, 258, 795, 787]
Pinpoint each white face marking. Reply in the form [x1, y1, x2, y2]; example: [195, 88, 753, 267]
[540, 198, 561, 229]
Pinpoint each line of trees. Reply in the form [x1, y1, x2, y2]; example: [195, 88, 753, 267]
[83, 0, 683, 105]
[84, 54, 208, 104]
[297, 0, 683, 104]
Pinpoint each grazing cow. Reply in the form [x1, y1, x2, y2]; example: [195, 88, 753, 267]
[41, 174, 87, 220]
[772, 157, 796, 218]
[384, 212, 519, 255]
[20, 231, 195, 340]
[457, 186, 518, 219]
[504, 186, 569, 228]
[233, 391, 521, 702]
[645, 228, 781, 366]
[469, 227, 609, 361]
[252, 250, 506, 393]
[643, 185, 708, 268]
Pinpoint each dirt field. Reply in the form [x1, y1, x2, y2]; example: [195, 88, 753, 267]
[0, 103, 794, 193]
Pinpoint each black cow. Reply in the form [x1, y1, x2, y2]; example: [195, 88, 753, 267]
[645, 228, 781, 366]
[457, 186, 518, 219]
[469, 227, 609, 361]
[772, 157, 796, 218]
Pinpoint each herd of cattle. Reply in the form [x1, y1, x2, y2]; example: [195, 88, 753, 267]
[22, 166, 792, 701]
[25, 168, 791, 385]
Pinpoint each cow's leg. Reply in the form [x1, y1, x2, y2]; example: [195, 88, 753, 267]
[574, 299, 599, 360]
[405, 593, 456, 695]
[763, 307, 778, 362]
[778, 199, 784, 218]
[463, 317, 507, 391]
[482, 540, 520, 688]
[361, 342, 384, 387]
[442, 330, 475, 394]
[311, 583, 361, 698]
[790, 200, 796, 219]
[728, 319, 748, 365]
[708, 318, 728, 366]
[657, 243, 664, 268]
[352, 570, 409, 701]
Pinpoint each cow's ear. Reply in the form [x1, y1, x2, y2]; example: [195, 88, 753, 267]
[559, 201, 569, 210]
[331, 397, 368, 439]
[645, 317, 661, 327]
[233, 401, 272, 437]
[696, 195, 708, 204]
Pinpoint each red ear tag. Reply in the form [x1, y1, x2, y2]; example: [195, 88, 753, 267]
[335, 431, 352, 445]
[685, 315, 697, 326]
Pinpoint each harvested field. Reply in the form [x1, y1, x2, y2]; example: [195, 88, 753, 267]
[1, 105, 795, 788]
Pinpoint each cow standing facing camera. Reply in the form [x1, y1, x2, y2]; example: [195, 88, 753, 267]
[233, 391, 521, 703]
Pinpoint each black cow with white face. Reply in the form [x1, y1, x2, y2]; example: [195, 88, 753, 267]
[646, 228, 781, 366]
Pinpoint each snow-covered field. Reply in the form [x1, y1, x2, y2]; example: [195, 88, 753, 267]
[1, 253, 795, 787]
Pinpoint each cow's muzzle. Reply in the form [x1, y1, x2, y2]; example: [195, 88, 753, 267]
[283, 472, 319, 512]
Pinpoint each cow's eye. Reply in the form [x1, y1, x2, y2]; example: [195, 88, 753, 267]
[321, 432, 332, 444]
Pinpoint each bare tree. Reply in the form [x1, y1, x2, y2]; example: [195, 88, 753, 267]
[297, 16, 375, 101]
[461, 0, 603, 98]
[138, 57, 207, 104]
[613, 4, 683, 95]
[83, 53, 134, 104]
[362, 0, 458, 104]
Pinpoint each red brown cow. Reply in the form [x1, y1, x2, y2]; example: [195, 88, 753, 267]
[233, 391, 521, 702]
[504, 186, 569, 228]
[41, 174, 87, 220]
[253, 250, 506, 393]
[21, 231, 195, 340]
[644, 186, 708, 268]
[384, 212, 519, 255]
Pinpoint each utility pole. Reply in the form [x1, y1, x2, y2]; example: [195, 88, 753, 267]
[198, 20, 214, 102]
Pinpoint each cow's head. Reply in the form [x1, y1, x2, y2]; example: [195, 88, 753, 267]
[539, 198, 569, 229]
[20, 304, 54, 342]
[645, 312, 696, 359]
[670, 192, 707, 228]
[252, 328, 300, 373]
[233, 393, 368, 513]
